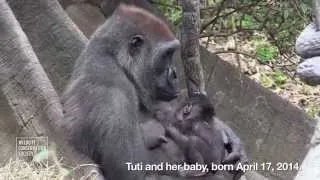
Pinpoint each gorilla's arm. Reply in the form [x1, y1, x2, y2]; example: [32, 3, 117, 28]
[141, 120, 169, 150]
[63, 80, 149, 180]
[165, 125, 189, 149]
[214, 118, 248, 165]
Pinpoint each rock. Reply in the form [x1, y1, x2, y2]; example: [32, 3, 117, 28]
[295, 23, 320, 59]
[296, 57, 320, 85]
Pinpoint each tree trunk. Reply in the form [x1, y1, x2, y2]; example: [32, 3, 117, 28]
[66, 3, 105, 37]
[0, 0, 62, 137]
[7, 0, 87, 94]
[180, 0, 206, 97]
[313, 0, 320, 31]
[0, 2, 103, 177]
[0, 0, 87, 162]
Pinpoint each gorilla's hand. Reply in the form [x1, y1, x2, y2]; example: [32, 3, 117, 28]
[214, 118, 248, 167]
[214, 118, 248, 180]
[222, 131, 247, 179]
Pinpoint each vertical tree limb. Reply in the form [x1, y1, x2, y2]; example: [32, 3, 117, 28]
[8, 0, 88, 94]
[0, 3, 102, 177]
[0, 0, 62, 137]
[180, 0, 206, 97]
[313, 0, 320, 31]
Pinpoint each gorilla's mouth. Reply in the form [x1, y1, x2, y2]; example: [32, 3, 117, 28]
[156, 89, 179, 101]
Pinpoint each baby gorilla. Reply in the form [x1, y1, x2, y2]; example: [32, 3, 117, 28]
[141, 95, 226, 177]
[167, 95, 226, 176]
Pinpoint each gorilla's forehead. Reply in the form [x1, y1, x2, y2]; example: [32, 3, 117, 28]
[114, 3, 175, 41]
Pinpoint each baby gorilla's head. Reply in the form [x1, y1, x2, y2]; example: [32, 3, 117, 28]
[174, 95, 215, 131]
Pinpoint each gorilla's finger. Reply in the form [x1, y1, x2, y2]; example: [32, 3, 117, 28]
[224, 140, 249, 166]
[222, 152, 240, 164]
[231, 163, 246, 180]
[159, 136, 169, 143]
[233, 171, 245, 180]
[221, 131, 229, 145]
[166, 125, 189, 147]
[239, 148, 249, 164]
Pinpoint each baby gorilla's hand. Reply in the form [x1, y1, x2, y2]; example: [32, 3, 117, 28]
[182, 103, 193, 116]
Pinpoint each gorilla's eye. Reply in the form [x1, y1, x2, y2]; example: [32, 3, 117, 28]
[130, 35, 144, 48]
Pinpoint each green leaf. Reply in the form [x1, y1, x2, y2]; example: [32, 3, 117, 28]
[260, 74, 274, 88]
[255, 44, 278, 64]
[271, 70, 287, 86]
[61, 167, 71, 177]
[155, 0, 182, 25]
[241, 15, 255, 28]
[33, 150, 49, 162]
[284, 10, 289, 19]
[305, 104, 320, 119]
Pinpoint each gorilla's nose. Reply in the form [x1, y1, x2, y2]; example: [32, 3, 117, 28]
[168, 67, 177, 80]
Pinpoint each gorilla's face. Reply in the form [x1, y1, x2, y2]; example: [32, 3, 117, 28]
[152, 40, 180, 101]
[92, 5, 180, 104]
[113, 6, 181, 103]
[126, 33, 180, 102]
[174, 95, 215, 131]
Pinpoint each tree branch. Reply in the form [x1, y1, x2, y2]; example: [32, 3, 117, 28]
[313, 0, 320, 30]
[201, 0, 262, 33]
[214, 50, 256, 60]
[180, 0, 206, 96]
[0, 0, 63, 136]
[200, 28, 259, 38]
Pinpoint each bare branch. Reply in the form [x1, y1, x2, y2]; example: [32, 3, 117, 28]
[214, 50, 256, 60]
[180, 0, 206, 96]
[201, 1, 262, 32]
[200, 28, 259, 38]
[200, 0, 227, 33]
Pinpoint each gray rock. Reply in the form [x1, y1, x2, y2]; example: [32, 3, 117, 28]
[295, 144, 320, 180]
[296, 57, 320, 85]
[295, 23, 320, 59]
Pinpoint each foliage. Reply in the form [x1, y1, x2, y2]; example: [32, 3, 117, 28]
[154, 0, 312, 61]
[154, 0, 311, 56]
[156, 0, 318, 117]
[260, 73, 274, 88]
[200, 0, 311, 55]
[271, 70, 287, 86]
[153, 0, 182, 25]
[259, 70, 287, 88]
[240, 14, 257, 29]
[255, 43, 278, 64]
[306, 104, 320, 120]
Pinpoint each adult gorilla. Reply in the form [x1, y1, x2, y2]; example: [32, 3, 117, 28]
[60, 4, 246, 180]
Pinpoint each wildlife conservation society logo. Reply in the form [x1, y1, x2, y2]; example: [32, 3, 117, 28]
[16, 136, 48, 168]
